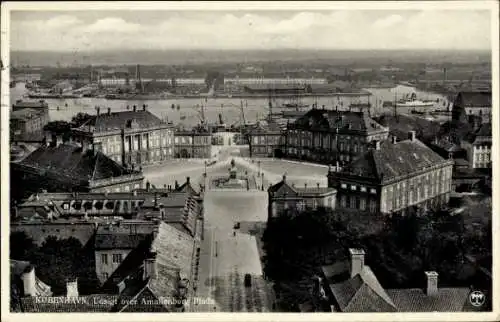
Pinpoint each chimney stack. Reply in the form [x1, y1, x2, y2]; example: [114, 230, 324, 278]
[133, 105, 137, 112]
[107, 108, 111, 115]
[96, 106, 100, 116]
[374, 140, 381, 150]
[391, 136, 397, 144]
[282, 174, 287, 183]
[143, 252, 158, 280]
[143, 104, 147, 111]
[349, 248, 365, 278]
[21, 265, 36, 297]
[317, 182, 320, 188]
[425, 271, 439, 296]
[146, 181, 151, 192]
[186, 177, 190, 184]
[66, 278, 79, 297]
[304, 183, 307, 189]
[175, 180, 179, 190]
[409, 131, 416, 142]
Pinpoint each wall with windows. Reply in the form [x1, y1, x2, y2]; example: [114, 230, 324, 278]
[268, 193, 336, 219]
[380, 165, 453, 213]
[337, 183, 379, 213]
[95, 249, 132, 284]
[462, 141, 492, 169]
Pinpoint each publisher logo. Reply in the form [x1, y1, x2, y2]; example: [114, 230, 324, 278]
[469, 290, 485, 307]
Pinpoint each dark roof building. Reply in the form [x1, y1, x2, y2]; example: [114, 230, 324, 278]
[284, 108, 389, 165]
[72, 106, 175, 166]
[452, 91, 492, 124]
[314, 249, 472, 312]
[268, 175, 337, 220]
[11, 143, 144, 201]
[328, 132, 454, 214]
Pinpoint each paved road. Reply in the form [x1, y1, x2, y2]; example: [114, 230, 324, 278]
[141, 148, 329, 312]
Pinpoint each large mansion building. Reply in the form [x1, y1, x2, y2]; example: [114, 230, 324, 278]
[283, 108, 389, 165]
[72, 106, 175, 167]
[327, 132, 454, 214]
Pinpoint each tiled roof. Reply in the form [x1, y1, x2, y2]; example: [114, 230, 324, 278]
[21, 295, 115, 312]
[19, 144, 139, 182]
[292, 109, 386, 134]
[340, 139, 448, 183]
[95, 233, 150, 250]
[455, 91, 491, 107]
[387, 288, 470, 312]
[77, 110, 166, 133]
[329, 266, 397, 312]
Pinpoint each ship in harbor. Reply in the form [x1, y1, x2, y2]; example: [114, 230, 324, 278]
[104, 92, 173, 100]
[395, 93, 434, 110]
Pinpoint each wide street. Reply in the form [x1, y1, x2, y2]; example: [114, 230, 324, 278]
[142, 146, 330, 312]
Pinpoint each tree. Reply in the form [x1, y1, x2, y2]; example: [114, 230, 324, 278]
[10, 231, 37, 260]
[71, 112, 93, 128]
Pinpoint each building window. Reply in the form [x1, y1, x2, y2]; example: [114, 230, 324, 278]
[360, 186, 367, 192]
[112, 254, 123, 264]
[351, 185, 357, 191]
[359, 198, 366, 211]
[340, 195, 347, 208]
[349, 196, 356, 209]
[370, 188, 376, 194]
[369, 200, 377, 213]
[103, 273, 109, 280]
[341, 183, 347, 189]
[101, 254, 108, 265]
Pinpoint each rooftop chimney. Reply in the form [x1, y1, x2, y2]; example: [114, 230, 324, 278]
[391, 136, 397, 144]
[66, 278, 79, 297]
[425, 271, 439, 296]
[107, 108, 111, 115]
[409, 131, 416, 142]
[304, 183, 308, 189]
[133, 105, 137, 112]
[21, 265, 36, 297]
[349, 248, 365, 278]
[146, 181, 151, 192]
[317, 183, 320, 188]
[143, 252, 158, 280]
[143, 104, 147, 111]
[186, 177, 190, 184]
[282, 174, 287, 183]
[175, 180, 179, 190]
[374, 140, 381, 150]
[96, 106, 100, 116]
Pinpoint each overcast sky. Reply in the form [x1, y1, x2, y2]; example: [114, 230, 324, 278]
[10, 10, 492, 51]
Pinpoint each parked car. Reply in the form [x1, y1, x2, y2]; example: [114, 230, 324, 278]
[244, 274, 252, 287]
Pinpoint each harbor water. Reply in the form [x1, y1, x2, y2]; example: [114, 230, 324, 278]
[10, 83, 453, 127]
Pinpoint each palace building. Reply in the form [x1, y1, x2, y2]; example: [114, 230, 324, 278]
[72, 106, 175, 167]
[173, 127, 212, 158]
[284, 108, 389, 165]
[327, 132, 454, 215]
[247, 121, 284, 157]
[267, 175, 337, 221]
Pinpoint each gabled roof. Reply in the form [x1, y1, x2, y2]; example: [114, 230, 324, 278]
[455, 91, 491, 107]
[77, 110, 166, 133]
[268, 178, 336, 198]
[387, 288, 470, 312]
[329, 266, 397, 312]
[117, 222, 195, 312]
[340, 139, 448, 183]
[174, 179, 200, 196]
[19, 144, 140, 183]
[292, 108, 386, 134]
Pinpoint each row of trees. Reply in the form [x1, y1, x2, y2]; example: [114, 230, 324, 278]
[10, 232, 99, 296]
[262, 206, 492, 310]
[43, 112, 93, 141]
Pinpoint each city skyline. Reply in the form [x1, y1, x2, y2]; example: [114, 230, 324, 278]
[10, 9, 492, 52]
